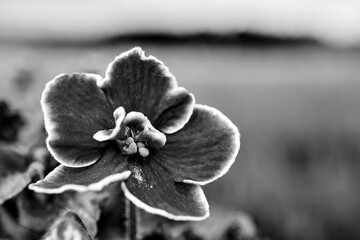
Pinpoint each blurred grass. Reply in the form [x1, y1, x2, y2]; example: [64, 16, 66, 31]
[1, 42, 360, 240]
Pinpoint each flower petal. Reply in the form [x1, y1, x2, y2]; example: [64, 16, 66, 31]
[153, 87, 195, 134]
[121, 160, 209, 221]
[29, 147, 131, 194]
[42, 73, 115, 168]
[156, 104, 240, 185]
[93, 107, 126, 142]
[98, 47, 195, 134]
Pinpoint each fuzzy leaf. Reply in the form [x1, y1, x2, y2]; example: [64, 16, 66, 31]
[16, 190, 69, 231]
[42, 210, 93, 240]
[0, 206, 35, 240]
[141, 205, 258, 240]
[16, 189, 108, 236]
[0, 100, 25, 143]
[187, 205, 257, 240]
[67, 191, 109, 237]
[0, 147, 43, 205]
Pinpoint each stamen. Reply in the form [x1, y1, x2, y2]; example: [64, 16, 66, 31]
[136, 142, 145, 148]
[139, 147, 149, 157]
[94, 108, 166, 158]
[125, 137, 134, 145]
[128, 142, 137, 153]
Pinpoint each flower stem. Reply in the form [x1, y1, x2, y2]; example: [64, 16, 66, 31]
[125, 198, 139, 240]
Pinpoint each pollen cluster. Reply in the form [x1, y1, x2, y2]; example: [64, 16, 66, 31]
[93, 106, 166, 158]
[121, 137, 149, 157]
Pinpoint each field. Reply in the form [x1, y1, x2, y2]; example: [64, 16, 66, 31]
[1, 42, 360, 240]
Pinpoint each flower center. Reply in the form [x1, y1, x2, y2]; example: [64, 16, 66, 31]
[93, 107, 166, 158]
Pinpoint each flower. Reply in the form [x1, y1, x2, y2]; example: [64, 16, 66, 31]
[29, 47, 240, 221]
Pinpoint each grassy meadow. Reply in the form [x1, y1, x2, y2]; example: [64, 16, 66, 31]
[1, 42, 360, 240]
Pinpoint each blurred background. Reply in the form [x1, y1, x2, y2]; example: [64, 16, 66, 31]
[1, 1, 360, 240]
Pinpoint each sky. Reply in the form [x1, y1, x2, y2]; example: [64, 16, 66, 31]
[0, 0, 360, 47]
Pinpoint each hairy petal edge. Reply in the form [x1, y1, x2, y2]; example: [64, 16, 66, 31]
[42, 73, 114, 168]
[29, 148, 130, 194]
[157, 104, 240, 185]
[121, 160, 209, 221]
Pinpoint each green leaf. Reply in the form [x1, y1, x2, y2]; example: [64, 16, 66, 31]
[42, 210, 93, 240]
[0, 147, 43, 205]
